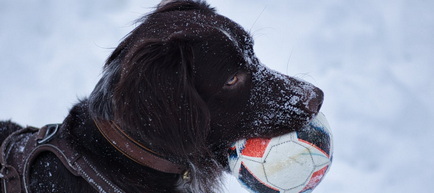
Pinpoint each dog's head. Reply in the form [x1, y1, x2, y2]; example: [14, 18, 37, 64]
[88, 0, 322, 191]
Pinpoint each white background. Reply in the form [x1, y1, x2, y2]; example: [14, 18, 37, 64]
[1, 0, 433, 192]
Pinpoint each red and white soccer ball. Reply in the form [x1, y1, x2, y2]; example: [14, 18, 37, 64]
[228, 113, 333, 193]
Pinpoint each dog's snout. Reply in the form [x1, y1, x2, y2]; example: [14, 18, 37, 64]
[307, 87, 324, 114]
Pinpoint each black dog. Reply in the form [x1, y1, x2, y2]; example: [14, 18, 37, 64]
[0, 1, 323, 192]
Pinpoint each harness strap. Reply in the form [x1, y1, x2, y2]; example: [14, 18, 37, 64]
[0, 125, 125, 193]
[0, 127, 38, 193]
[29, 124, 125, 193]
[0, 165, 20, 193]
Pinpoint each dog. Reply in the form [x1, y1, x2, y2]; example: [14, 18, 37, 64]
[0, 1, 323, 192]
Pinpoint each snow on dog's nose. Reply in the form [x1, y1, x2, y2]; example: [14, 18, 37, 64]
[246, 64, 324, 132]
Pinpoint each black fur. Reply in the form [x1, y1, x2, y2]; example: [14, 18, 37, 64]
[1, 1, 323, 192]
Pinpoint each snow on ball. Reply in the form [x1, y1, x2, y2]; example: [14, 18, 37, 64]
[228, 112, 333, 193]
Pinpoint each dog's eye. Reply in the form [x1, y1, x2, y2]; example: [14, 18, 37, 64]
[225, 75, 239, 86]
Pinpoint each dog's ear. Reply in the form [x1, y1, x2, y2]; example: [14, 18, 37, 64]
[108, 35, 210, 157]
[88, 34, 133, 120]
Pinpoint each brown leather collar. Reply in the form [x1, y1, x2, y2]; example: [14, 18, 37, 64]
[93, 119, 187, 175]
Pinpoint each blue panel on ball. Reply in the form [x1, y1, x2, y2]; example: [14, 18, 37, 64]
[239, 162, 280, 193]
[228, 147, 238, 159]
[296, 125, 331, 156]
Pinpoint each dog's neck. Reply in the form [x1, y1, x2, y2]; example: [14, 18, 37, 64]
[63, 100, 184, 192]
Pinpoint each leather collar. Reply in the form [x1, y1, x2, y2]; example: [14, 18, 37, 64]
[93, 119, 187, 175]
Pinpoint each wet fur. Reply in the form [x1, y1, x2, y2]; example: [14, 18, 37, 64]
[0, 1, 323, 192]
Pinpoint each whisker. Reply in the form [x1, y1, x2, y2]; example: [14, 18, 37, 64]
[249, 5, 268, 33]
[286, 47, 295, 75]
[250, 27, 274, 39]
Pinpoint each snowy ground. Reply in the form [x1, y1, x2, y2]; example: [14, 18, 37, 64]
[1, 0, 433, 192]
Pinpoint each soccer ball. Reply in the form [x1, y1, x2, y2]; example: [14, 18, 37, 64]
[228, 113, 333, 193]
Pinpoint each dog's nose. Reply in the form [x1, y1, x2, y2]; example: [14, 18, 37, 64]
[307, 87, 324, 114]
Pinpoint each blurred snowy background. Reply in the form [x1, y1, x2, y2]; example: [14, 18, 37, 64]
[1, 0, 433, 192]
